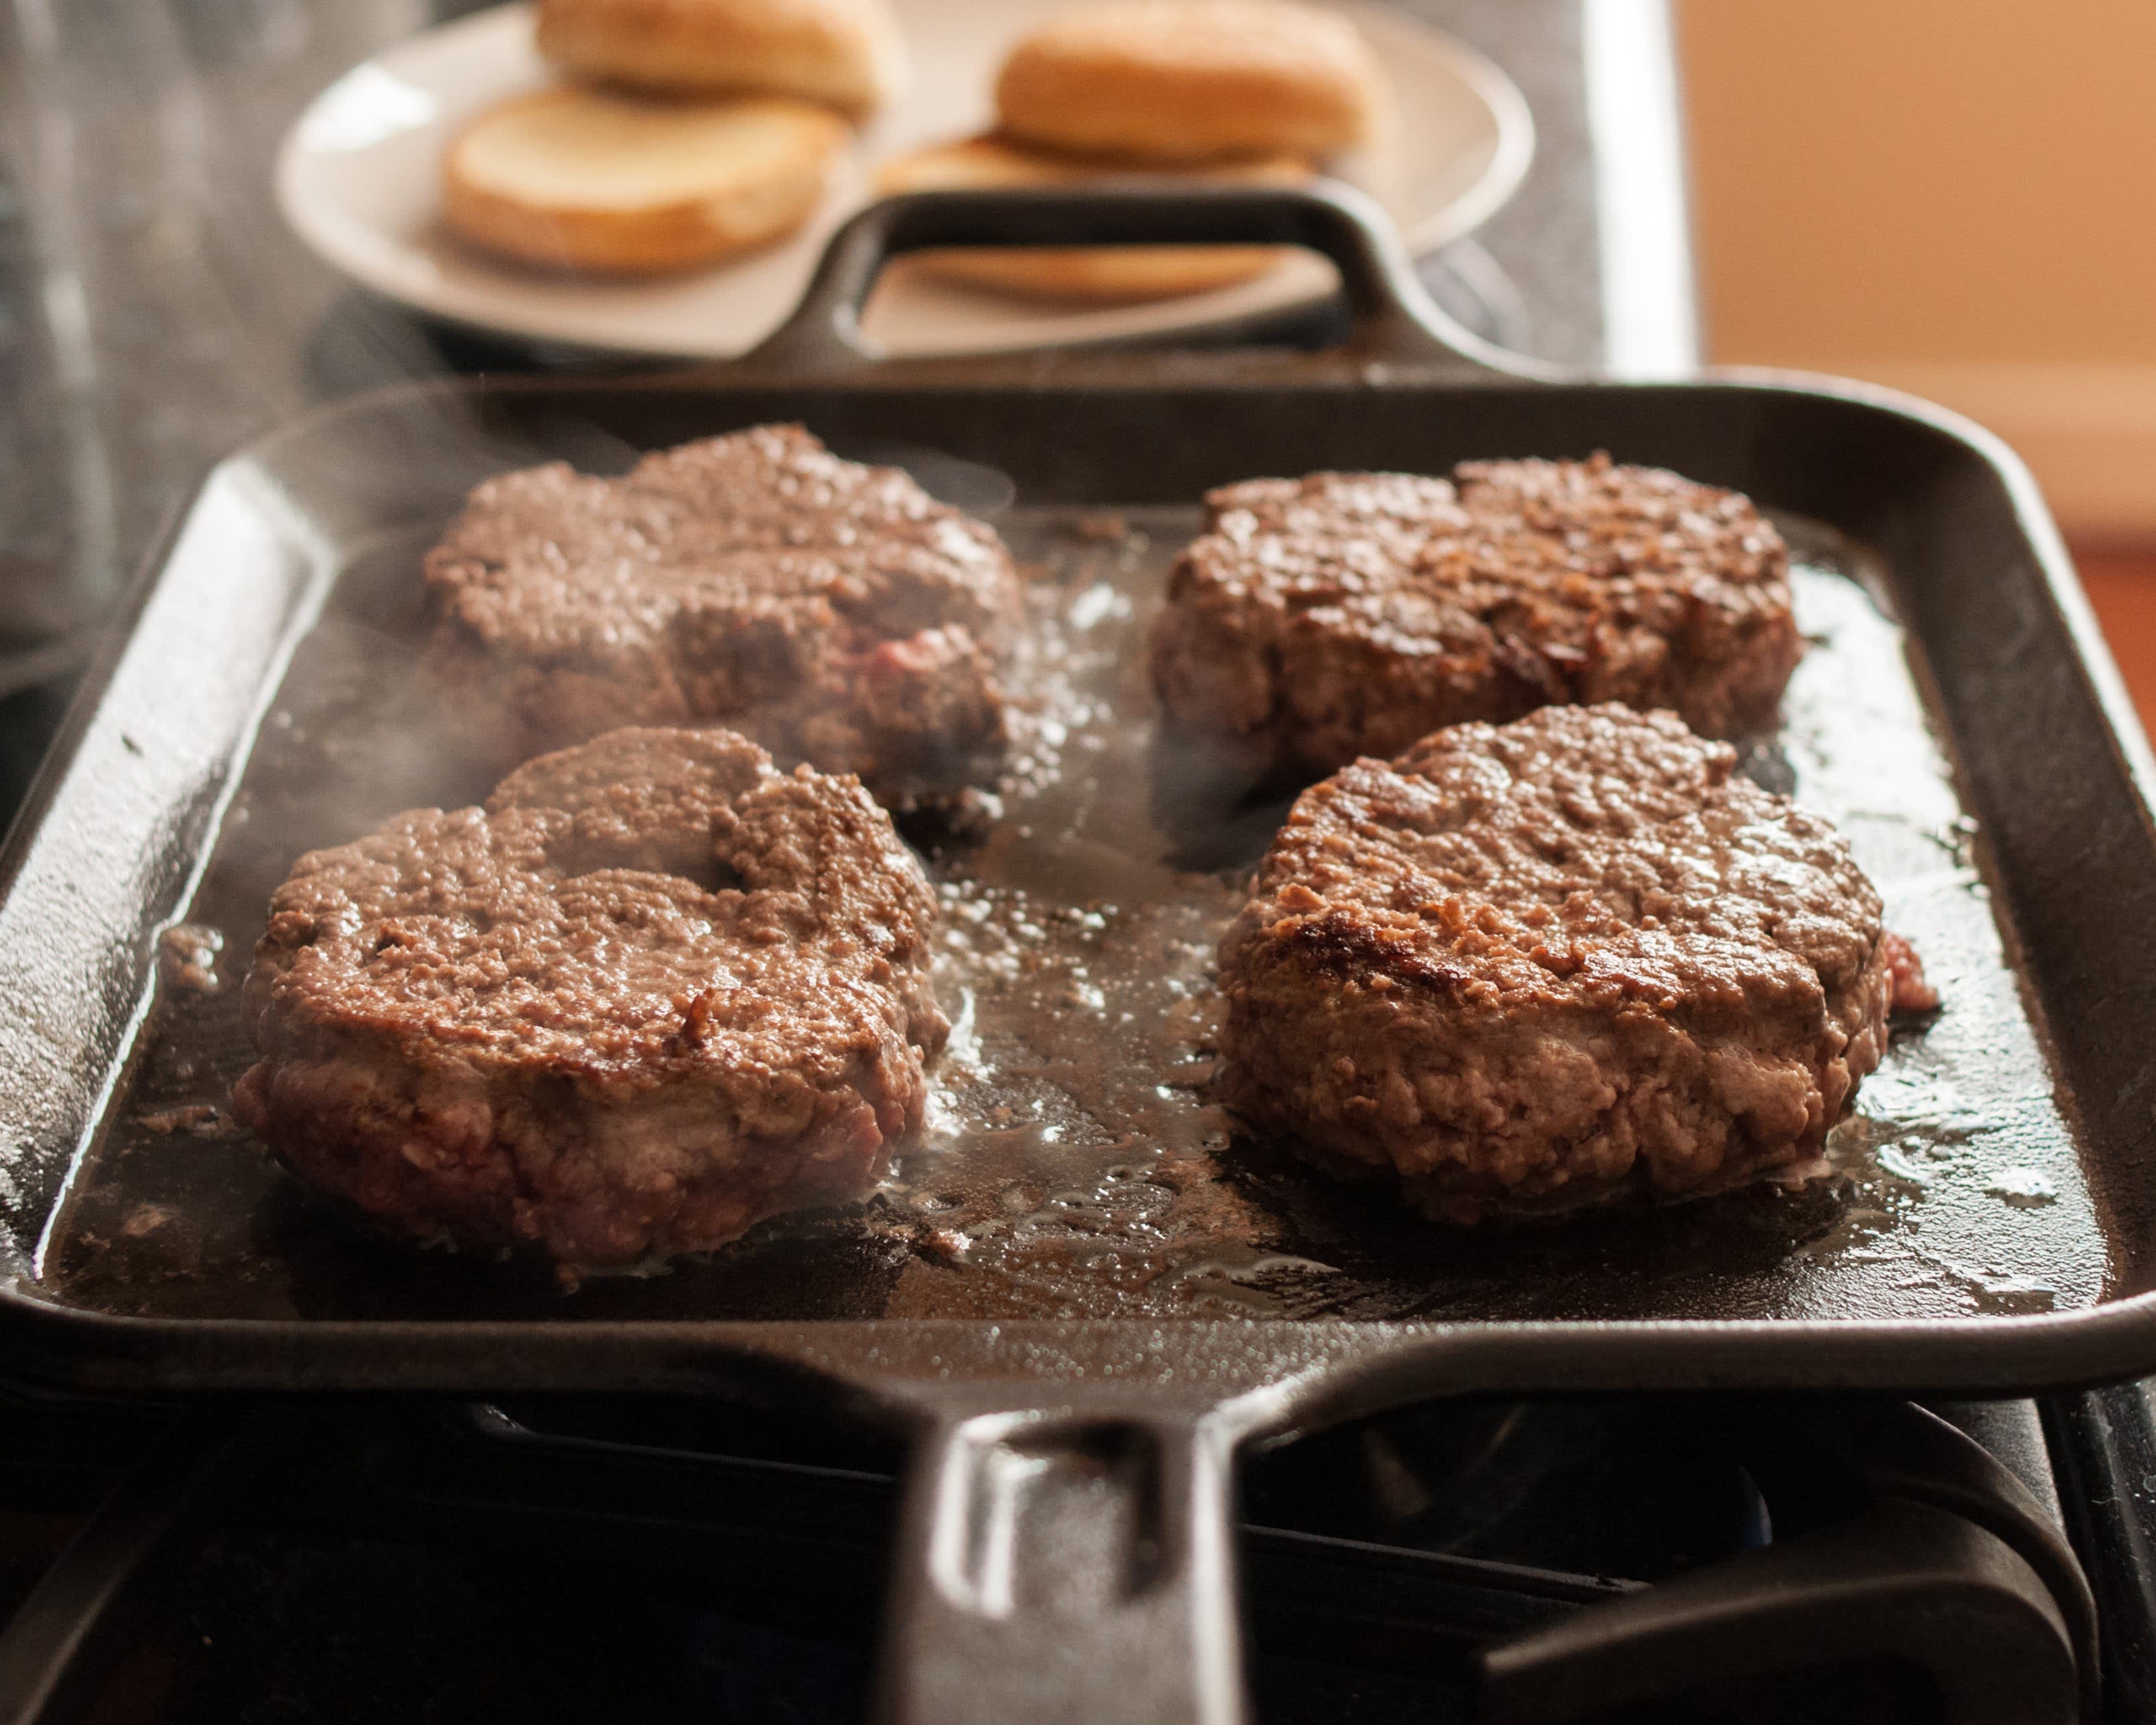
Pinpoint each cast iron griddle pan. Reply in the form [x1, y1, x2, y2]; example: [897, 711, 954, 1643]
[0, 190, 2152, 1722]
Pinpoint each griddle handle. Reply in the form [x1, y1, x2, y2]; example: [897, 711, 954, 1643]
[874, 1409, 1250, 1725]
[747, 184, 1540, 378]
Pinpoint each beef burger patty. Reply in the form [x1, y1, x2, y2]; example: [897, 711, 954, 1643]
[1149, 454, 1801, 777]
[1216, 704, 1916, 1219]
[423, 424, 1020, 798]
[232, 726, 945, 1266]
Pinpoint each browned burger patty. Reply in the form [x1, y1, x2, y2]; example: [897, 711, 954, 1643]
[1216, 704, 1912, 1219]
[231, 726, 945, 1266]
[1148, 454, 1801, 777]
[422, 424, 1021, 798]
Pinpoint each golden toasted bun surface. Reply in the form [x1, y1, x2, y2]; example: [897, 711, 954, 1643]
[873, 134, 1309, 302]
[536, 0, 908, 113]
[442, 87, 846, 275]
[995, 0, 1381, 163]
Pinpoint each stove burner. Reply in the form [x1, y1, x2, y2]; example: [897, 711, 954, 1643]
[0, 1386, 2111, 1724]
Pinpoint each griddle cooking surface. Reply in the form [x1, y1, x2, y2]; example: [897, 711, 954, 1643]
[42, 503, 2100, 1323]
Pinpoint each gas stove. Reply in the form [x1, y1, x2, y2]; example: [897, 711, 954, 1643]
[3, 6, 2151, 1722]
[0, 201, 2149, 1725]
[0, 1381, 2147, 1724]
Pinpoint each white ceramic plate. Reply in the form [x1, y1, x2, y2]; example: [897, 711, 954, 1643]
[275, 0, 1534, 360]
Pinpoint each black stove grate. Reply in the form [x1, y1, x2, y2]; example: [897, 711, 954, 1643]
[0, 1383, 2128, 1725]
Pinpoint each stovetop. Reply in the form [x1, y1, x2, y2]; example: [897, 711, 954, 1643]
[3, 6, 2153, 1722]
[0, 1379, 2149, 1724]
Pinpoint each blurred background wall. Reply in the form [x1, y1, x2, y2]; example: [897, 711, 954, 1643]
[1678, 0, 2156, 546]
[1677, 0, 2156, 722]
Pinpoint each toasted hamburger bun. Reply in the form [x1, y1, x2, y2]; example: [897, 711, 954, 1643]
[995, 0, 1381, 164]
[441, 86, 847, 275]
[874, 134, 1310, 302]
[535, 0, 908, 114]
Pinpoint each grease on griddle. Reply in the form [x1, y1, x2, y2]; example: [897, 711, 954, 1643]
[39, 502, 2101, 1324]
[135, 1105, 231, 1137]
[157, 923, 225, 993]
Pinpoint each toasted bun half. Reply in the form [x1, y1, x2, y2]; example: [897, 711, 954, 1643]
[873, 134, 1310, 302]
[441, 87, 847, 275]
[535, 0, 908, 113]
[995, 0, 1381, 163]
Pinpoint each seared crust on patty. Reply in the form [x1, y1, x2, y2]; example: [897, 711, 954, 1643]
[231, 727, 946, 1266]
[421, 424, 1021, 799]
[1216, 704, 1895, 1219]
[1148, 454, 1801, 778]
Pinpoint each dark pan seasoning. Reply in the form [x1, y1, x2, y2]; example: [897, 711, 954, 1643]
[44, 482, 2096, 1324]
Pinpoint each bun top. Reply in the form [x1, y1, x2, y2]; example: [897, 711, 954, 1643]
[535, 0, 910, 114]
[996, 0, 1382, 162]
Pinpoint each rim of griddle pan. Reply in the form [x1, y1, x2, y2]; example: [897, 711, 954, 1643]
[12, 1292, 2156, 1411]
[5, 304, 2153, 1409]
